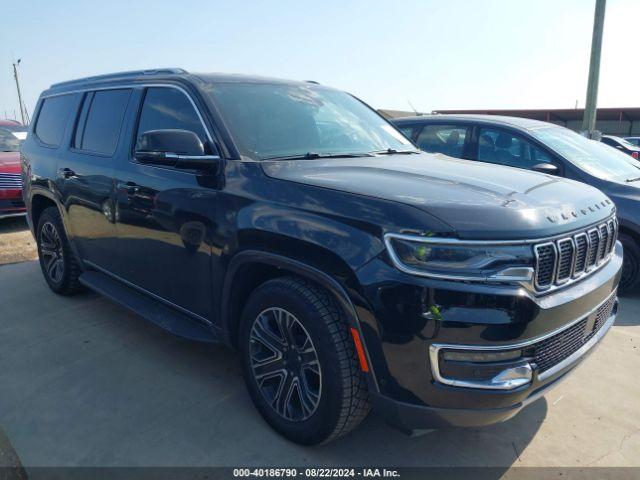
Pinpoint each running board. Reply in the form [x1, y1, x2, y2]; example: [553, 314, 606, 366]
[79, 270, 218, 343]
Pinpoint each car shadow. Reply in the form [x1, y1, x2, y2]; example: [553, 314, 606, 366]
[1, 261, 545, 471]
[0, 216, 29, 234]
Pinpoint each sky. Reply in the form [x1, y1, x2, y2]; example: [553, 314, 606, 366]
[1, 0, 639, 122]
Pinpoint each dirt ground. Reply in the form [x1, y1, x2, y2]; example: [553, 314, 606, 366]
[0, 217, 38, 265]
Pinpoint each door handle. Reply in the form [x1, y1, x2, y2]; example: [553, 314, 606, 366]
[58, 168, 77, 179]
[123, 181, 140, 195]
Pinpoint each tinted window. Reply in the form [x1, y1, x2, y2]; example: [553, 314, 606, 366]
[477, 127, 553, 169]
[75, 89, 131, 155]
[35, 95, 75, 146]
[397, 126, 415, 141]
[135, 88, 207, 150]
[415, 125, 468, 158]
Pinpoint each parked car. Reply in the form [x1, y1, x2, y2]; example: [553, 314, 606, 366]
[0, 120, 28, 219]
[600, 135, 640, 159]
[393, 114, 640, 292]
[22, 70, 621, 445]
[623, 136, 640, 147]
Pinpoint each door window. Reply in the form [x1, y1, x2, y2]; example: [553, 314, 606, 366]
[135, 87, 207, 151]
[34, 94, 76, 146]
[74, 89, 131, 155]
[477, 127, 553, 169]
[397, 126, 416, 141]
[415, 125, 468, 158]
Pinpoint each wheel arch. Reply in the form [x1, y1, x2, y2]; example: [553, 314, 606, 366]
[221, 250, 363, 348]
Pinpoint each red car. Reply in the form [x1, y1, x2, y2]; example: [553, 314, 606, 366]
[0, 120, 27, 219]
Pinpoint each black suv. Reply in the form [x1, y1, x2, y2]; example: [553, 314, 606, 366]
[22, 70, 621, 445]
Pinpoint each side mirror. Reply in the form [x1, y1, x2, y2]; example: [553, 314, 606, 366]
[134, 129, 220, 171]
[532, 163, 559, 175]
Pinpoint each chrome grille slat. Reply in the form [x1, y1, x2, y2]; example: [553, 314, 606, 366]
[0, 173, 22, 190]
[534, 217, 617, 291]
[555, 238, 574, 283]
[573, 233, 588, 275]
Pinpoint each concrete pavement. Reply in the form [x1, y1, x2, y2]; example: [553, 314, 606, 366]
[0, 261, 638, 468]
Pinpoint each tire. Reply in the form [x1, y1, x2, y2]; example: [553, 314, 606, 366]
[239, 276, 370, 445]
[619, 234, 640, 294]
[36, 207, 83, 295]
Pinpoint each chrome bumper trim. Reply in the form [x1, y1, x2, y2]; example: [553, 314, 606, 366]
[428, 290, 617, 390]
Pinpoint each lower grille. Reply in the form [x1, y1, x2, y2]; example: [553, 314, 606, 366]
[532, 293, 617, 373]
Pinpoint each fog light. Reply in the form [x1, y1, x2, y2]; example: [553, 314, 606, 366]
[431, 345, 534, 390]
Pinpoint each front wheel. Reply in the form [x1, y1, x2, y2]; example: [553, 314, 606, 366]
[239, 277, 370, 445]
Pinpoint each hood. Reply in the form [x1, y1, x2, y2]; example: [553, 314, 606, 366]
[262, 153, 615, 240]
[0, 152, 21, 173]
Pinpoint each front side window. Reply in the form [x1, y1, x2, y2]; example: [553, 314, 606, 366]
[74, 89, 131, 155]
[477, 127, 553, 169]
[34, 94, 76, 146]
[531, 126, 640, 180]
[135, 87, 207, 150]
[202, 82, 413, 160]
[415, 125, 468, 158]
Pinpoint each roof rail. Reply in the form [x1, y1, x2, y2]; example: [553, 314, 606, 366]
[50, 68, 188, 89]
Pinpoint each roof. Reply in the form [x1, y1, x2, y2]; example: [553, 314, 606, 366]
[47, 68, 325, 95]
[433, 107, 640, 123]
[391, 114, 554, 130]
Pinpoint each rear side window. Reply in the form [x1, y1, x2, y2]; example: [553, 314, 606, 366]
[135, 87, 207, 150]
[416, 124, 468, 158]
[74, 89, 131, 155]
[34, 94, 75, 146]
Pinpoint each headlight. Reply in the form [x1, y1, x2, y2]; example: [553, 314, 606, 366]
[384, 234, 534, 281]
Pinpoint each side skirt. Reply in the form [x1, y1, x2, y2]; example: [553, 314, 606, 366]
[79, 270, 219, 343]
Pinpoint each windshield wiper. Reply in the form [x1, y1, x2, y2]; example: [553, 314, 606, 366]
[263, 152, 374, 161]
[626, 176, 640, 182]
[371, 148, 421, 155]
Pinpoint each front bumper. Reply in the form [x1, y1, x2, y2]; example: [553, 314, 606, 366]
[354, 241, 622, 430]
[0, 190, 26, 219]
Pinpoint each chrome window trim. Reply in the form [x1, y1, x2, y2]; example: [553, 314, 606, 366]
[39, 83, 215, 146]
[428, 290, 617, 390]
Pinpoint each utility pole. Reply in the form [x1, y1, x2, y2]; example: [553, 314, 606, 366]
[581, 0, 606, 138]
[12, 59, 27, 125]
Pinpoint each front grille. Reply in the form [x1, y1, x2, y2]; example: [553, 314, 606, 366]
[533, 292, 616, 373]
[0, 173, 22, 190]
[534, 217, 617, 290]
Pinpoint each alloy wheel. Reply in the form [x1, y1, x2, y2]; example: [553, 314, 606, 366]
[249, 307, 322, 422]
[40, 221, 65, 284]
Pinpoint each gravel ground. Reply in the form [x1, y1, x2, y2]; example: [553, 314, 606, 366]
[0, 217, 37, 266]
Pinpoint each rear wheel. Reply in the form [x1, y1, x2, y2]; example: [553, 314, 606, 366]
[36, 207, 82, 295]
[239, 276, 370, 444]
[619, 234, 640, 294]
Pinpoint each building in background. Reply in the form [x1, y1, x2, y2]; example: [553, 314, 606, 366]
[379, 108, 640, 137]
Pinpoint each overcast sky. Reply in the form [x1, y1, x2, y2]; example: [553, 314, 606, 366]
[1, 0, 639, 121]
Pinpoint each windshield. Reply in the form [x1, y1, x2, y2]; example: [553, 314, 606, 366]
[608, 136, 639, 149]
[203, 82, 414, 160]
[626, 138, 640, 147]
[531, 126, 640, 180]
[0, 128, 27, 152]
